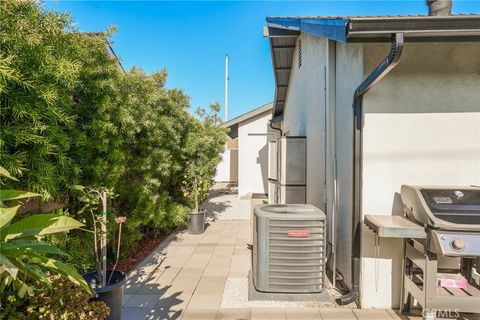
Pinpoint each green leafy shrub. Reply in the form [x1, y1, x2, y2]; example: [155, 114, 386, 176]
[0, 0, 82, 199]
[0, 288, 26, 320]
[182, 103, 227, 211]
[0, 0, 226, 270]
[0, 275, 110, 320]
[0, 167, 90, 297]
[47, 232, 96, 275]
[67, 30, 126, 190]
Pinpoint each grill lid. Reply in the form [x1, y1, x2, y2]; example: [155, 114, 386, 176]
[401, 185, 480, 231]
[421, 188, 480, 225]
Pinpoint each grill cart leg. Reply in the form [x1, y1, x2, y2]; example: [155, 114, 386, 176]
[424, 252, 439, 319]
[402, 291, 412, 314]
[400, 239, 411, 314]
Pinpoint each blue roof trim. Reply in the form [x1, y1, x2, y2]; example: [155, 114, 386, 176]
[266, 17, 301, 31]
[266, 17, 350, 43]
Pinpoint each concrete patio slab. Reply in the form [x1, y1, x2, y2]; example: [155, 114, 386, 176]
[319, 308, 357, 320]
[176, 267, 204, 279]
[203, 265, 230, 277]
[154, 266, 182, 285]
[124, 294, 160, 309]
[145, 306, 183, 320]
[354, 308, 398, 320]
[215, 308, 252, 320]
[195, 276, 227, 295]
[251, 308, 287, 320]
[181, 309, 219, 320]
[188, 293, 223, 309]
[285, 308, 322, 320]
[123, 307, 151, 320]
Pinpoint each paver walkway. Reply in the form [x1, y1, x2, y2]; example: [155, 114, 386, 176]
[123, 186, 478, 320]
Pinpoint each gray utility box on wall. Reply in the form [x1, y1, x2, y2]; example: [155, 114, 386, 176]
[278, 137, 306, 186]
[268, 180, 306, 204]
[253, 204, 326, 293]
[267, 137, 306, 204]
[278, 185, 306, 204]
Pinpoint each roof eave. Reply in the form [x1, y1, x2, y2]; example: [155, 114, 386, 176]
[267, 17, 349, 43]
[267, 33, 297, 121]
[348, 16, 480, 41]
[266, 15, 480, 122]
[220, 102, 273, 128]
[267, 16, 480, 43]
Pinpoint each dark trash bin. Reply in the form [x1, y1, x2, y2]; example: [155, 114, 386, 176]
[84, 270, 127, 320]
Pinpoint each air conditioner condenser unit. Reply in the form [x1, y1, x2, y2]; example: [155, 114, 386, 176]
[253, 204, 326, 293]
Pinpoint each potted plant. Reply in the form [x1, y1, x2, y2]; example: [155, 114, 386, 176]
[182, 103, 226, 234]
[74, 186, 127, 320]
[183, 165, 207, 235]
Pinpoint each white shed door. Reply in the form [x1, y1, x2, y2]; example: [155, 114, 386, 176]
[245, 134, 268, 195]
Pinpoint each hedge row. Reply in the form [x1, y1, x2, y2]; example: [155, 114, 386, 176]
[0, 0, 226, 271]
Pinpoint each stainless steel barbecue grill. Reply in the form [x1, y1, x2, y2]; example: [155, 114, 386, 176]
[400, 185, 480, 316]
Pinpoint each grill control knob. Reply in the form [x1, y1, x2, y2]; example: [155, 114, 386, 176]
[450, 238, 465, 251]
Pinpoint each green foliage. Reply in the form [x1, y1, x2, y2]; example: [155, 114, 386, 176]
[47, 233, 96, 275]
[0, 0, 81, 199]
[1, 0, 226, 271]
[67, 31, 125, 190]
[0, 275, 110, 320]
[183, 103, 227, 210]
[2, 213, 84, 241]
[113, 68, 197, 240]
[0, 167, 90, 297]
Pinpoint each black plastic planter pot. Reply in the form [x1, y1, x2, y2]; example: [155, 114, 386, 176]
[188, 209, 206, 234]
[84, 270, 127, 320]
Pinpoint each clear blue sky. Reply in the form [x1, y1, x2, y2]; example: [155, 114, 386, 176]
[44, 1, 479, 119]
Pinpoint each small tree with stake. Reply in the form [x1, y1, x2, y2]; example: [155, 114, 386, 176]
[73, 186, 126, 288]
[182, 102, 226, 214]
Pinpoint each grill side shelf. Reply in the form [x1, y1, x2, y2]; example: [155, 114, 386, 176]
[364, 214, 426, 239]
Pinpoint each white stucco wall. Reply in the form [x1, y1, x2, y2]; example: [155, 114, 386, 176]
[280, 35, 362, 291]
[334, 42, 364, 289]
[281, 33, 328, 212]
[360, 42, 480, 308]
[238, 110, 272, 196]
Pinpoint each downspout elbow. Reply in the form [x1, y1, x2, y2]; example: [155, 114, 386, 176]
[269, 120, 282, 137]
[355, 33, 404, 98]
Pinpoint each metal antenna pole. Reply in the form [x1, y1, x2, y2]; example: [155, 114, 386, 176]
[225, 54, 229, 121]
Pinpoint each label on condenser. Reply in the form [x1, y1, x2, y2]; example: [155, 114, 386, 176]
[287, 230, 310, 238]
